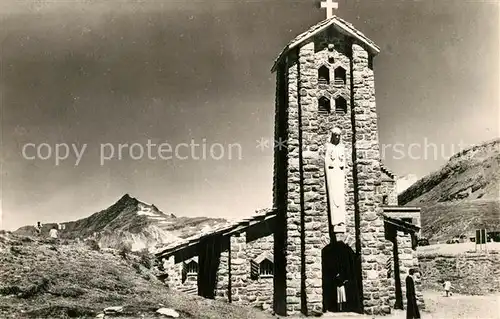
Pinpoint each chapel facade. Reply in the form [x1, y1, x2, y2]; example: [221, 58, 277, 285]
[156, 16, 424, 316]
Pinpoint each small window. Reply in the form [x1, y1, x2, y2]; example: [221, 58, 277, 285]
[319, 97, 331, 113]
[260, 259, 273, 276]
[186, 261, 198, 274]
[251, 252, 274, 279]
[318, 66, 330, 85]
[335, 97, 347, 114]
[182, 259, 198, 283]
[334, 67, 346, 85]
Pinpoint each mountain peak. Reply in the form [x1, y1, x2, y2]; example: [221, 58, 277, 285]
[15, 193, 224, 251]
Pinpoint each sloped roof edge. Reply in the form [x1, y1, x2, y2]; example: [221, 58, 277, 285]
[380, 163, 396, 179]
[254, 252, 274, 264]
[382, 206, 421, 212]
[155, 208, 276, 258]
[384, 215, 420, 233]
[271, 16, 380, 73]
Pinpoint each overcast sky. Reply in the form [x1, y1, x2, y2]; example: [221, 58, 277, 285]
[1, 0, 498, 230]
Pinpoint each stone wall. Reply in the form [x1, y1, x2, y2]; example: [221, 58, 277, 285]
[352, 42, 391, 315]
[419, 252, 500, 295]
[397, 232, 425, 309]
[162, 256, 198, 294]
[163, 256, 181, 289]
[230, 233, 248, 304]
[215, 250, 229, 302]
[380, 174, 397, 206]
[160, 231, 273, 307]
[310, 34, 356, 251]
[221, 230, 275, 310]
[246, 234, 274, 311]
[298, 40, 332, 315]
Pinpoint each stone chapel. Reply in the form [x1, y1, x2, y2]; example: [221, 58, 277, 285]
[156, 16, 424, 316]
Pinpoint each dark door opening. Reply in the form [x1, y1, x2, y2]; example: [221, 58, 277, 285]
[198, 236, 222, 299]
[322, 241, 362, 313]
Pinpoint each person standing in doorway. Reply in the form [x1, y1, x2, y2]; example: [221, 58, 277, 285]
[335, 273, 347, 311]
[405, 268, 421, 319]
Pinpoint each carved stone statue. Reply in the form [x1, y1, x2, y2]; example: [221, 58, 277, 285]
[325, 127, 346, 233]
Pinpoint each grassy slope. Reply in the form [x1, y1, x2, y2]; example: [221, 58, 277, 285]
[0, 233, 273, 319]
[421, 199, 500, 242]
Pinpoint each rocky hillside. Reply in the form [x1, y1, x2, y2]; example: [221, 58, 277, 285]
[0, 232, 274, 319]
[15, 194, 228, 251]
[399, 138, 500, 242]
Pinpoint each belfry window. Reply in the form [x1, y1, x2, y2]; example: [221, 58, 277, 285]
[334, 67, 346, 85]
[260, 259, 273, 276]
[318, 66, 330, 84]
[319, 97, 331, 113]
[335, 96, 347, 114]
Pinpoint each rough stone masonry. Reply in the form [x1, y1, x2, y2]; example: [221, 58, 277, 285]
[272, 18, 392, 315]
[157, 16, 424, 318]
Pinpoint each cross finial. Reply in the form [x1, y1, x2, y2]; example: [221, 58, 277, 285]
[320, 0, 338, 19]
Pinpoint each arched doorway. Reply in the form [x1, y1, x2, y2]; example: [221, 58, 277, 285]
[322, 241, 362, 313]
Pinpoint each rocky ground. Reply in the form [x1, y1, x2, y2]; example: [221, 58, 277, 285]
[0, 232, 273, 318]
[1, 232, 498, 318]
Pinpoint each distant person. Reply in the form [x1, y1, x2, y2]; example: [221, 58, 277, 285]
[49, 227, 58, 240]
[405, 268, 421, 319]
[35, 222, 42, 235]
[444, 280, 453, 297]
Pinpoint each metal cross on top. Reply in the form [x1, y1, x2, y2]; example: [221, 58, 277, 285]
[320, 0, 339, 19]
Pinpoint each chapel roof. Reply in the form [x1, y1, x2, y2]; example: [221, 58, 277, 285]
[155, 208, 276, 258]
[271, 16, 380, 72]
[156, 205, 422, 259]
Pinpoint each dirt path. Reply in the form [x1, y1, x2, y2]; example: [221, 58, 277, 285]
[288, 291, 500, 319]
[421, 290, 499, 319]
